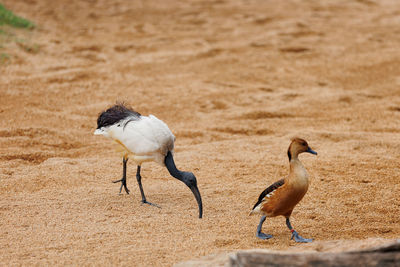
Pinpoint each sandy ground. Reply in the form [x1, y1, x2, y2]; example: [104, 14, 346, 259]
[1, 0, 400, 266]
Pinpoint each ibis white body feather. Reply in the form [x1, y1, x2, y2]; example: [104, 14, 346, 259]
[94, 115, 175, 166]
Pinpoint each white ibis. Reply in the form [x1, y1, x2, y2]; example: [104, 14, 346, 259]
[94, 103, 203, 218]
[249, 138, 317, 242]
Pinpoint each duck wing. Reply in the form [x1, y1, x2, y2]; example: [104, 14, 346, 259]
[251, 179, 285, 211]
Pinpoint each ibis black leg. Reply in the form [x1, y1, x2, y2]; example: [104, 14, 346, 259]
[113, 157, 130, 194]
[256, 216, 273, 240]
[136, 166, 161, 208]
[286, 217, 313, 243]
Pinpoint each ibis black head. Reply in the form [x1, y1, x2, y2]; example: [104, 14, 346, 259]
[97, 103, 141, 129]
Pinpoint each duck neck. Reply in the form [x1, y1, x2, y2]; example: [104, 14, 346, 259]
[165, 151, 183, 180]
[288, 149, 300, 162]
[288, 155, 309, 187]
[289, 157, 303, 170]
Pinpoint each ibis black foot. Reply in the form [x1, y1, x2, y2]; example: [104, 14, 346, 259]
[141, 199, 161, 208]
[291, 230, 313, 243]
[135, 166, 160, 208]
[114, 157, 129, 194]
[113, 178, 130, 194]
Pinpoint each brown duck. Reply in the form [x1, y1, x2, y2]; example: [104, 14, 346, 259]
[249, 138, 317, 242]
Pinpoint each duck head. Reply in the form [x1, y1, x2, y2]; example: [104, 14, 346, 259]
[287, 138, 317, 161]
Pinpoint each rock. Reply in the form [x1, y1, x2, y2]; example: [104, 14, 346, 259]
[174, 239, 400, 267]
[229, 239, 400, 267]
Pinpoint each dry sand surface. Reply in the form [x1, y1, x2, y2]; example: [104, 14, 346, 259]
[1, 0, 400, 266]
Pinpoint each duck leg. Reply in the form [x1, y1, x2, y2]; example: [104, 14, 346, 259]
[113, 157, 130, 194]
[256, 216, 273, 240]
[286, 217, 313, 243]
[136, 166, 161, 208]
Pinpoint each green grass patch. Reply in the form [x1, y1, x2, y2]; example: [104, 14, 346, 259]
[0, 4, 37, 63]
[0, 4, 35, 29]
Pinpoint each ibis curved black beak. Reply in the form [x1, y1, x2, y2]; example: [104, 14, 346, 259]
[307, 147, 318, 155]
[189, 185, 203, 219]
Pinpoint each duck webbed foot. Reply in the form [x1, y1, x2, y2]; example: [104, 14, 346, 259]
[291, 230, 313, 243]
[256, 216, 273, 240]
[257, 232, 273, 240]
[286, 217, 313, 243]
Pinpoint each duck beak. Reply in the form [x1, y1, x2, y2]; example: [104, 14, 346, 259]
[189, 185, 203, 219]
[307, 147, 318, 155]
